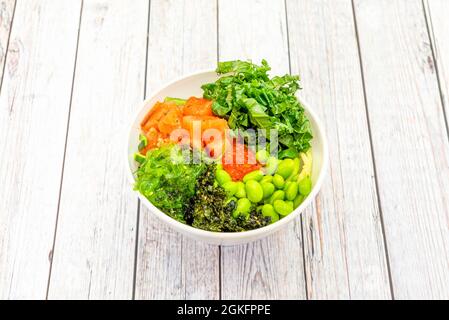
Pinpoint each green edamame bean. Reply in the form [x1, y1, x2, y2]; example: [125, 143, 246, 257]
[234, 198, 251, 218]
[270, 214, 280, 223]
[243, 170, 264, 183]
[273, 200, 293, 216]
[286, 182, 298, 201]
[222, 181, 238, 196]
[260, 175, 273, 184]
[298, 176, 312, 196]
[235, 181, 246, 198]
[269, 190, 285, 204]
[216, 169, 232, 185]
[261, 182, 275, 199]
[263, 157, 278, 175]
[292, 157, 301, 175]
[245, 180, 264, 203]
[273, 174, 285, 189]
[283, 181, 292, 191]
[261, 204, 280, 223]
[293, 194, 305, 208]
[261, 203, 275, 216]
[287, 158, 300, 181]
[256, 149, 270, 164]
[225, 196, 237, 205]
[277, 158, 295, 179]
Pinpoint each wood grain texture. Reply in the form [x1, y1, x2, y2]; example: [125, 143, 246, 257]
[1, 0, 448, 300]
[218, 0, 307, 300]
[134, 0, 219, 300]
[286, 0, 391, 299]
[47, 0, 148, 299]
[0, 0, 81, 299]
[0, 0, 15, 84]
[354, 0, 449, 299]
[424, 0, 449, 133]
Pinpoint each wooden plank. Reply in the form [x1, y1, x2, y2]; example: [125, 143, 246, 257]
[134, 0, 219, 300]
[218, 0, 307, 300]
[424, 0, 449, 133]
[0, 0, 15, 85]
[286, 0, 392, 299]
[0, 0, 81, 299]
[47, 0, 148, 299]
[353, 0, 449, 299]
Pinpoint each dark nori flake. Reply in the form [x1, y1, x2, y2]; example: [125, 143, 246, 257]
[186, 164, 271, 232]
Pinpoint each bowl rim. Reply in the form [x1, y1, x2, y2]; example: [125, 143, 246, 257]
[125, 69, 329, 241]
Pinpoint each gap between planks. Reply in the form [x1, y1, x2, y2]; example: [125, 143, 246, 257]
[283, 0, 309, 299]
[350, 0, 395, 299]
[0, 0, 17, 95]
[132, 0, 152, 301]
[422, 0, 449, 143]
[45, 0, 84, 298]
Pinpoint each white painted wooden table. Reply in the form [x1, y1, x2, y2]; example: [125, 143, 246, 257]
[1, 0, 448, 300]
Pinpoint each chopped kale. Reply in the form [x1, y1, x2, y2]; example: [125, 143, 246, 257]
[202, 60, 313, 153]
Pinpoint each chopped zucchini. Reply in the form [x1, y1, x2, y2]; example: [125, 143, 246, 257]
[164, 97, 187, 106]
[138, 134, 148, 151]
[134, 152, 146, 165]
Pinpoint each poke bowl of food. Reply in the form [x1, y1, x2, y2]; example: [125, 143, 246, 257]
[126, 60, 328, 245]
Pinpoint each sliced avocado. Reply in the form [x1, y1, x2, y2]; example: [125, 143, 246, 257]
[138, 134, 148, 151]
[164, 97, 187, 106]
[297, 149, 312, 182]
[134, 152, 146, 165]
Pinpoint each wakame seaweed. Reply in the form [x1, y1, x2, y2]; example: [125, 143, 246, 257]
[134, 144, 206, 223]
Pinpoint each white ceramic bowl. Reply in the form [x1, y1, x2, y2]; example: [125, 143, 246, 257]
[126, 70, 328, 245]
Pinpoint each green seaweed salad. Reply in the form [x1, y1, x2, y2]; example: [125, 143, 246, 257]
[134, 60, 313, 232]
[135, 144, 271, 231]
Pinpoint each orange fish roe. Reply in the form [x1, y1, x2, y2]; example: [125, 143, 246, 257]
[222, 143, 261, 181]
